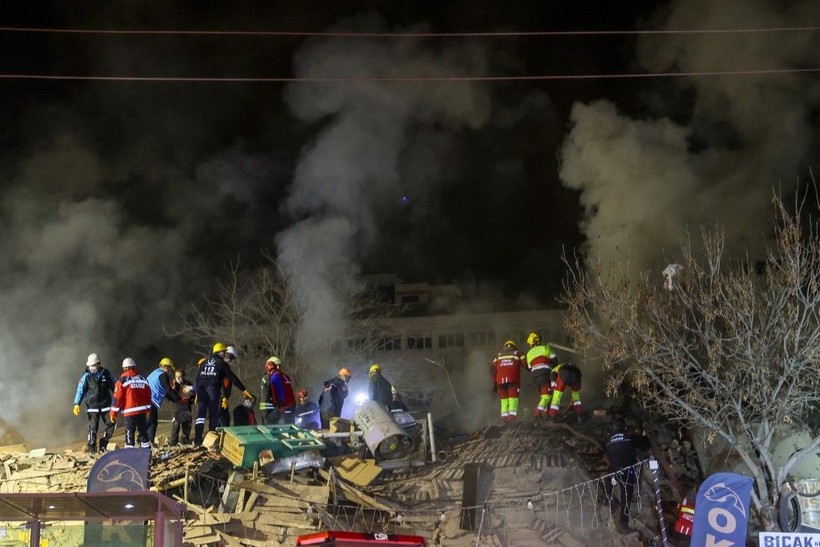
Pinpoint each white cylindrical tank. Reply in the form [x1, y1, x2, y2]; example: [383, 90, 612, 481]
[354, 400, 413, 460]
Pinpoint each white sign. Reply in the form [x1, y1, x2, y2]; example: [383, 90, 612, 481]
[759, 532, 820, 546]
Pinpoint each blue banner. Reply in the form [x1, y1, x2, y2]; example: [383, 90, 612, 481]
[692, 472, 754, 546]
[87, 448, 151, 492]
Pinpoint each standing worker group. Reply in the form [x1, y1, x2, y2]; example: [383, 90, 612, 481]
[491, 340, 525, 425]
[194, 343, 254, 446]
[259, 356, 295, 425]
[73, 353, 117, 454]
[525, 332, 557, 420]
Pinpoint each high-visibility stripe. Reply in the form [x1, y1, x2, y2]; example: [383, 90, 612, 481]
[86, 407, 112, 413]
[530, 364, 551, 372]
[123, 404, 151, 415]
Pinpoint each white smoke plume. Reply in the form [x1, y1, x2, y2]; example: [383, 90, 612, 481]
[560, 0, 820, 271]
[279, 15, 491, 355]
[0, 134, 188, 446]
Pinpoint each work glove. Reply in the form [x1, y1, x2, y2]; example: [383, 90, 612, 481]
[73, 405, 80, 416]
[109, 412, 117, 423]
[221, 397, 229, 409]
[242, 390, 256, 402]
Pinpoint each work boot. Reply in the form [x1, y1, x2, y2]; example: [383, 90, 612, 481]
[86, 445, 96, 454]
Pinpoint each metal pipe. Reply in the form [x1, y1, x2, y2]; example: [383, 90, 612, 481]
[427, 412, 437, 463]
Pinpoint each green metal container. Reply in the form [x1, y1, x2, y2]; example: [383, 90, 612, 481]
[220, 424, 325, 469]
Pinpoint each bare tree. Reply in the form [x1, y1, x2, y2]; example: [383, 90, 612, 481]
[167, 253, 401, 387]
[561, 195, 820, 531]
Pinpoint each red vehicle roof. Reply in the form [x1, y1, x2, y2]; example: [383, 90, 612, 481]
[296, 531, 427, 546]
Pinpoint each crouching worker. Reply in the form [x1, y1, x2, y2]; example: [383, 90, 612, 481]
[548, 362, 583, 420]
[294, 389, 321, 430]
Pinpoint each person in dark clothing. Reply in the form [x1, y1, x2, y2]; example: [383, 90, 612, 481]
[294, 389, 321, 430]
[387, 386, 409, 413]
[146, 357, 180, 445]
[169, 369, 194, 446]
[318, 367, 352, 428]
[232, 397, 258, 426]
[194, 342, 255, 445]
[367, 363, 392, 409]
[217, 345, 240, 427]
[604, 418, 648, 530]
[73, 353, 117, 453]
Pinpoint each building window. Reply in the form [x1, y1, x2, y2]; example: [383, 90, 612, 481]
[469, 332, 496, 346]
[347, 338, 366, 351]
[407, 336, 433, 350]
[438, 333, 465, 348]
[378, 336, 402, 351]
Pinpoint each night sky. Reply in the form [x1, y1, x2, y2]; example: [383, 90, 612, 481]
[1, 1, 818, 444]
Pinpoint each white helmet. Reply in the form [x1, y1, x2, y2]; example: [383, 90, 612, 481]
[122, 357, 137, 369]
[86, 353, 101, 367]
[225, 346, 239, 359]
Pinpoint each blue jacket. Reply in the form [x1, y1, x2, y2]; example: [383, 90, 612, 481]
[74, 368, 116, 412]
[196, 354, 247, 391]
[294, 401, 321, 430]
[147, 368, 180, 409]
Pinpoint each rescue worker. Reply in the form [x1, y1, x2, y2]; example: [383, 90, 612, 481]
[673, 495, 696, 538]
[110, 357, 152, 449]
[73, 353, 117, 453]
[194, 343, 255, 445]
[233, 397, 258, 426]
[294, 389, 321, 430]
[259, 356, 296, 425]
[491, 340, 525, 425]
[169, 369, 194, 446]
[604, 418, 647, 531]
[548, 362, 583, 420]
[218, 345, 240, 427]
[146, 357, 180, 444]
[388, 386, 409, 413]
[367, 363, 392, 409]
[524, 332, 557, 419]
[319, 368, 352, 429]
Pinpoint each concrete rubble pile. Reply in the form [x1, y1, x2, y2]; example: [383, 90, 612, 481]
[0, 411, 696, 546]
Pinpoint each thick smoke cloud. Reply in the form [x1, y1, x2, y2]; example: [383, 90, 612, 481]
[560, 0, 820, 271]
[279, 16, 491, 355]
[0, 134, 187, 445]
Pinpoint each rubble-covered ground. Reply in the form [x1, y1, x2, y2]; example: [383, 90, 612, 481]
[0, 411, 701, 546]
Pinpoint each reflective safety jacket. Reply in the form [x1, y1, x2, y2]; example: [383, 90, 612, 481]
[74, 367, 116, 412]
[112, 368, 152, 417]
[491, 347, 525, 386]
[525, 344, 556, 373]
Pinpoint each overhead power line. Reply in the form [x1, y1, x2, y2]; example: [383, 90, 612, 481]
[1, 25, 820, 37]
[0, 67, 818, 83]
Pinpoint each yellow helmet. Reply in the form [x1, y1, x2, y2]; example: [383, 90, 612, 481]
[369, 364, 381, 375]
[159, 357, 174, 368]
[338, 367, 352, 378]
[503, 339, 517, 349]
[212, 342, 227, 353]
[197, 357, 207, 366]
[526, 332, 541, 346]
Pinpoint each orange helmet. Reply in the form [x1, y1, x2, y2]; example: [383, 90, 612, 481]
[338, 367, 352, 378]
[197, 357, 207, 366]
[296, 389, 308, 399]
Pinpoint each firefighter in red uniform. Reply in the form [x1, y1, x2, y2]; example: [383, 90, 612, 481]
[673, 495, 695, 537]
[110, 357, 153, 449]
[524, 332, 557, 419]
[491, 340, 525, 425]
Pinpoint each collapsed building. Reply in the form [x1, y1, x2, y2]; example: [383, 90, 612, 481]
[0, 398, 711, 547]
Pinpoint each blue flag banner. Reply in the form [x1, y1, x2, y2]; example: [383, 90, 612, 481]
[87, 448, 152, 492]
[691, 472, 754, 547]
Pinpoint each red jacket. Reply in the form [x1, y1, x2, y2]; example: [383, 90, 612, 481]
[112, 369, 152, 417]
[491, 348, 525, 385]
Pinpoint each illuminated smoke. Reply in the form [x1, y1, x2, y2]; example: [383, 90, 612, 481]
[560, 0, 820, 271]
[279, 16, 491, 357]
